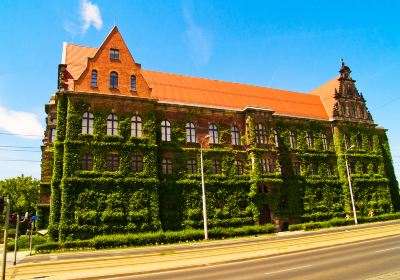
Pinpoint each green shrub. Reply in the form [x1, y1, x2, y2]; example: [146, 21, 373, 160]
[288, 224, 303, 231]
[303, 222, 326, 231]
[34, 242, 62, 254]
[7, 235, 48, 251]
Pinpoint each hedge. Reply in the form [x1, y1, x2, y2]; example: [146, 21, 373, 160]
[288, 212, 400, 231]
[35, 224, 275, 253]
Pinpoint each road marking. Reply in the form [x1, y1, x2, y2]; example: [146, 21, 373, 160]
[375, 246, 400, 253]
[264, 265, 312, 275]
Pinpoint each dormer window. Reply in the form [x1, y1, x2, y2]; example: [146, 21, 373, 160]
[110, 48, 119, 60]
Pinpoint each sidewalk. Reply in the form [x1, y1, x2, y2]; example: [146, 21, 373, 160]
[12, 219, 400, 265]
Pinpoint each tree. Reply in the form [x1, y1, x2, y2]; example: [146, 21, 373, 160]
[0, 175, 40, 213]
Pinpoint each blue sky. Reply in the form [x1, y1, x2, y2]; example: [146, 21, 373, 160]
[0, 1, 399, 180]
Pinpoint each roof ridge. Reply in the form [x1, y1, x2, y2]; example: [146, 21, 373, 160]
[142, 69, 307, 95]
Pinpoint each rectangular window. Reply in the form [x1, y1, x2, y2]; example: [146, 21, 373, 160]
[187, 159, 197, 174]
[162, 158, 173, 175]
[107, 154, 119, 172]
[312, 163, 319, 175]
[293, 161, 301, 176]
[306, 132, 313, 149]
[322, 134, 329, 151]
[131, 155, 143, 173]
[50, 128, 56, 143]
[234, 160, 244, 175]
[110, 49, 120, 60]
[212, 160, 222, 174]
[260, 158, 274, 173]
[82, 155, 93, 171]
[289, 131, 297, 149]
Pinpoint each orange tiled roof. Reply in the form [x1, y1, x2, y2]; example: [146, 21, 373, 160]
[62, 43, 330, 120]
[62, 43, 97, 88]
[309, 77, 339, 119]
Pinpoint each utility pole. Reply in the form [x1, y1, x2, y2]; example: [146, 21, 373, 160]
[2, 196, 10, 280]
[13, 213, 20, 266]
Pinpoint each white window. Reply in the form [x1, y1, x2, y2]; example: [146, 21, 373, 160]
[231, 125, 241, 145]
[186, 122, 196, 143]
[289, 131, 297, 149]
[161, 120, 171, 141]
[131, 115, 142, 137]
[50, 128, 56, 143]
[82, 112, 94, 135]
[306, 132, 313, 149]
[107, 114, 118, 135]
[209, 124, 219, 144]
[322, 133, 328, 151]
[273, 130, 279, 147]
[260, 158, 274, 173]
[255, 123, 268, 144]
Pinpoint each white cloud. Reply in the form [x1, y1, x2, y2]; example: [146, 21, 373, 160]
[80, 0, 103, 33]
[183, 4, 213, 67]
[0, 106, 44, 140]
[64, 0, 103, 35]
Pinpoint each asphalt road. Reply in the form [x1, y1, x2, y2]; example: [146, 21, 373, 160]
[107, 235, 400, 280]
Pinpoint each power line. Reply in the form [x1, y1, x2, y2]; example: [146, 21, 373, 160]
[0, 160, 40, 162]
[0, 145, 40, 149]
[0, 132, 42, 137]
[0, 148, 41, 153]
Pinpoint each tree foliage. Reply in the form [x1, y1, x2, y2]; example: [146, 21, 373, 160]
[0, 175, 40, 213]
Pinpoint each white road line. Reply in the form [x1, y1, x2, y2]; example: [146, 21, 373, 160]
[264, 265, 312, 275]
[375, 246, 400, 253]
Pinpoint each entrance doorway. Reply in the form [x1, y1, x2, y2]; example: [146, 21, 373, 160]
[259, 204, 272, 224]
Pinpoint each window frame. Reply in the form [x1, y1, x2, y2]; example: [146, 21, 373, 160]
[234, 160, 244, 175]
[81, 154, 93, 171]
[131, 154, 143, 173]
[209, 124, 219, 144]
[131, 115, 142, 137]
[185, 122, 196, 143]
[91, 70, 98, 87]
[107, 113, 119, 135]
[110, 48, 120, 60]
[161, 120, 171, 142]
[110, 71, 118, 89]
[231, 125, 241, 146]
[289, 131, 297, 149]
[306, 132, 313, 149]
[187, 159, 197, 174]
[82, 112, 94, 135]
[212, 160, 222, 174]
[130, 75, 136, 91]
[50, 128, 56, 143]
[322, 133, 328, 151]
[255, 123, 268, 144]
[107, 154, 119, 172]
[162, 158, 173, 175]
[273, 129, 279, 147]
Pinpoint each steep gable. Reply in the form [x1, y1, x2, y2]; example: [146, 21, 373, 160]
[73, 27, 151, 98]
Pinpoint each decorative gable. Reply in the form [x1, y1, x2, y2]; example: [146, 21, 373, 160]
[332, 60, 373, 123]
[68, 27, 152, 98]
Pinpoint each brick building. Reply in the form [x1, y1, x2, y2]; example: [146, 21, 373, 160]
[39, 27, 399, 240]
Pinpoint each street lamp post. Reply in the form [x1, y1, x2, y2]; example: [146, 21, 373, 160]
[200, 135, 210, 240]
[344, 145, 358, 225]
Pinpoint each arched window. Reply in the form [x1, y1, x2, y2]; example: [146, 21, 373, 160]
[209, 124, 219, 144]
[130, 75, 136, 91]
[349, 103, 356, 118]
[289, 131, 297, 149]
[185, 122, 196, 143]
[306, 132, 313, 149]
[341, 103, 347, 116]
[161, 120, 171, 141]
[255, 123, 268, 144]
[82, 112, 94, 134]
[273, 130, 279, 147]
[322, 133, 328, 151]
[110, 71, 118, 89]
[107, 114, 118, 135]
[131, 115, 142, 137]
[91, 70, 98, 87]
[231, 125, 241, 145]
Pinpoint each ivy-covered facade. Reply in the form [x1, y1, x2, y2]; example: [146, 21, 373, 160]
[39, 27, 399, 241]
